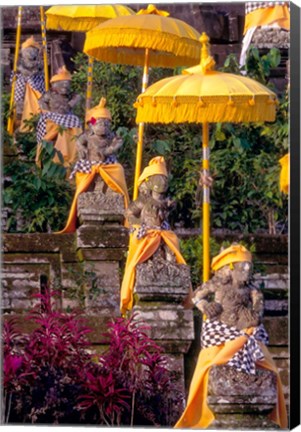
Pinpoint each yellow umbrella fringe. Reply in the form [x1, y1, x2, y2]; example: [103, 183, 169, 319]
[46, 15, 108, 32]
[135, 101, 276, 124]
[84, 30, 201, 67]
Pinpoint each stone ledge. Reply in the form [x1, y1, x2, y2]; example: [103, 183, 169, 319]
[77, 225, 129, 249]
[133, 305, 194, 343]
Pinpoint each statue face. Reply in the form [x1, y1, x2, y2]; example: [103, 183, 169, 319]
[91, 118, 111, 137]
[51, 80, 71, 95]
[22, 46, 40, 67]
[231, 261, 252, 284]
[148, 174, 168, 194]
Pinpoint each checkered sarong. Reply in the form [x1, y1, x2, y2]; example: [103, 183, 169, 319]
[36, 111, 81, 143]
[130, 221, 171, 239]
[12, 72, 45, 103]
[246, 1, 289, 14]
[201, 319, 269, 375]
[69, 155, 118, 179]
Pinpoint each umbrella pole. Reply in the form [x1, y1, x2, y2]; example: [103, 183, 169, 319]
[40, 6, 49, 91]
[7, 6, 22, 135]
[202, 122, 210, 282]
[86, 55, 94, 115]
[133, 48, 150, 200]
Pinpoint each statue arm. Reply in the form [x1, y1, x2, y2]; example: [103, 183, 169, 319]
[68, 94, 82, 109]
[38, 92, 50, 110]
[251, 288, 264, 320]
[192, 280, 223, 318]
[103, 135, 123, 156]
[125, 199, 144, 224]
[76, 133, 88, 159]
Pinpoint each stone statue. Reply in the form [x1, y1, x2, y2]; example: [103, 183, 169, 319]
[120, 157, 188, 315]
[192, 243, 264, 330]
[36, 66, 82, 167]
[38, 68, 81, 115]
[13, 36, 45, 132]
[71, 97, 123, 191]
[125, 156, 176, 262]
[77, 98, 122, 162]
[175, 243, 287, 429]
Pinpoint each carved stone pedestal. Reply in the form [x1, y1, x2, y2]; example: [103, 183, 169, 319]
[133, 258, 194, 416]
[74, 189, 128, 316]
[207, 365, 279, 429]
[77, 188, 125, 226]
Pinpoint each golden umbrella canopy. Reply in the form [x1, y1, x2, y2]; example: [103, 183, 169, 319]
[135, 33, 278, 282]
[45, 4, 135, 32]
[84, 3, 202, 199]
[84, 4, 201, 68]
[45, 5, 135, 112]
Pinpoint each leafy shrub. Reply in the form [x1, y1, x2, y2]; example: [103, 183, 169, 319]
[3, 120, 74, 233]
[3, 292, 182, 426]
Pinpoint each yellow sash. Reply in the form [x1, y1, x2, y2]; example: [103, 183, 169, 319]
[244, 5, 290, 34]
[57, 164, 129, 234]
[120, 228, 186, 315]
[19, 83, 42, 132]
[35, 120, 81, 168]
[174, 328, 287, 429]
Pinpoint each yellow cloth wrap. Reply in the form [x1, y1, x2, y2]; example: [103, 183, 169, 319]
[19, 83, 42, 132]
[35, 119, 81, 167]
[174, 327, 287, 429]
[279, 153, 289, 194]
[244, 5, 290, 34]
[120, 228, 186, 315]
[57, 164, 130, 234]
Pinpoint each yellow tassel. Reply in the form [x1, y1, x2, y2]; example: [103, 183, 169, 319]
[229, 262, 234, 270]
[151, 98, 157, 107]
[172, 98, 178, 108]
[197, 98, 205, 108]
[267, 98, 276, 105]
[227, 98, 235, 107]
[133, 101, 139, 109]
[248, 98, 255, 106]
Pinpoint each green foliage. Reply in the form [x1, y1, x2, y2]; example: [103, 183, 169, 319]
[180, 236, 221, 287]
[244, 47, 281, 84]
[3, 45, 288, 235]
[3, 126, 73, 233]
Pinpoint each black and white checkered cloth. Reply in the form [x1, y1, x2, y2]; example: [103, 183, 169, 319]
[12, 72, 45, 103]
[246, 1, 289, 14]
[36, 111, 81, 143]
[69, 155, 118, 179]
[201, 319, 269, 375]
[130, 221, 171, 238]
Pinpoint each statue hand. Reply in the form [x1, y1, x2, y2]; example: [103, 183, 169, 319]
[204, 301, 223, 319]
[238, 308, 260, 328]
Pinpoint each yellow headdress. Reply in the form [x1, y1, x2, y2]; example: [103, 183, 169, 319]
[50, 66, 71, 83]
[21, 36, 40, 50]
[137, 156, 168, 186]
[211, 244, 252, 272]
[86, 97, 112, 123]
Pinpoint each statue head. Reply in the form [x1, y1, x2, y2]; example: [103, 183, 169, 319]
[21, 36, 41, 69]
[138, 156, 168, 195]
[86, 97, 112, 135]
[211, 243, 253, 285]
[50, 66, 72, 95]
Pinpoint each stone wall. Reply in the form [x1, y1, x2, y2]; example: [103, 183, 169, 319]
[2, 230, 289, 409]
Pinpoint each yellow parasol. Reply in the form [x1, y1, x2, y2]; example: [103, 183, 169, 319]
[135, 33, 278, 282]
[84, 4, 202, 199]
[45, 5, 135, 111]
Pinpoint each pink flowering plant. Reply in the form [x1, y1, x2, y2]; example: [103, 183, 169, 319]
[2, 291, 182, 426]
